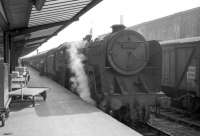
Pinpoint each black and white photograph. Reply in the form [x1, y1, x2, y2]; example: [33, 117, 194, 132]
[0, 0, 200, 135]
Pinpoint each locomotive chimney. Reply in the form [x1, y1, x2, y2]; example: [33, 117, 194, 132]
[111, 24, 126, 33]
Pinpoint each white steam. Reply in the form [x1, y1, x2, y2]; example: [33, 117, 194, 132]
[65, 41, 95, 105]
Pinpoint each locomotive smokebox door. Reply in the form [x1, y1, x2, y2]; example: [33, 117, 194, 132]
[107, 30, 149, 75]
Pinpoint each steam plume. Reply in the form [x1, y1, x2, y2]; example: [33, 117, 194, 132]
[65, 41, 95, 105]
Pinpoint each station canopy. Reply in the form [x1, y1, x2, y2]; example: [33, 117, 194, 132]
[0, 0, 102, 56]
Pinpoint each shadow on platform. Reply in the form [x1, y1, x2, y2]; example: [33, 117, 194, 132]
[9, 98, 45, 112]
[34, 97, 100, 117]
[9, 97, 100, 117]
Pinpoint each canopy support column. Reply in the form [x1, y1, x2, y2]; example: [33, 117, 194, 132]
[3, 32, 11, 71]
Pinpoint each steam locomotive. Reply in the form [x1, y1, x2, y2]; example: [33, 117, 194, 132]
[23, 25, 162, 123]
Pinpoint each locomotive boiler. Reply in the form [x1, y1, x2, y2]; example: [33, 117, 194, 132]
[84, 25, 162, 123]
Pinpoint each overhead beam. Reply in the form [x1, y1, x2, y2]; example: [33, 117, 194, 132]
[0, 1, 8, 30]
[21, 47, 39, 56]
[24, 42, 42, 48]
[0, 1, 7, 22]
[1, 0, 15, 29]
[15, 41, 42, 48]
[15, 35, 51, 44]
[0, 14, 8, 30]
[10, 19, 76, 36]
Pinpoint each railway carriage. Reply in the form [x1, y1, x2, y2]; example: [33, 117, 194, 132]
[54, 44, 71, 86]
[160, 37, 200, 113]
[45, 49, 56, 78]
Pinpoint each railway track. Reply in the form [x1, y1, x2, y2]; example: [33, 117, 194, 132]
[148, 110, 200, 136]
[131, 123, 171, 136]
[112, 113, 172, 136]
[122, 107, 200, 136]
[157, 108, 200, 130]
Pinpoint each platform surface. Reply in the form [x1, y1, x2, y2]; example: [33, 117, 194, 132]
[0, 67, 142, 136]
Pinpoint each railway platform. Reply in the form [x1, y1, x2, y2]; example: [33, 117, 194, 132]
[0, 67, 142, 136]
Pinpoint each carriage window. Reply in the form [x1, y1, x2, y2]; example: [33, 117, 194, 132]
[0, 31, 3, 62]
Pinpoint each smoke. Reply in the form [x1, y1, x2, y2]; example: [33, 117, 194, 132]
[65, 41, 96, 105]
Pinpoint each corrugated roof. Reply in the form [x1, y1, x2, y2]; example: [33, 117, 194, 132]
[29, 0, 92, 27]
[0, 0, 102, 56]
